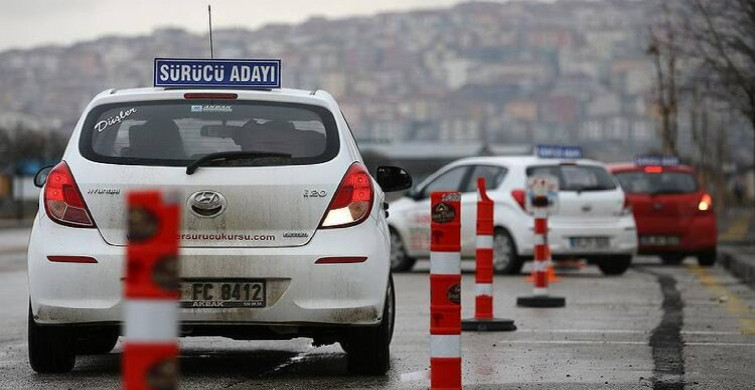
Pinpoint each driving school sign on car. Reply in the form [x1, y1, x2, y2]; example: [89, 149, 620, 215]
[633, 155, 680, 166]
[535, 144, 583, 159]
[154, 58, 281, 88]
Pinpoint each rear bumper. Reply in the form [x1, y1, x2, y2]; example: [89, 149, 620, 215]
[28, 214, 390, 327]
[515, 215, 637, 257]
[636, 214, 717, 254]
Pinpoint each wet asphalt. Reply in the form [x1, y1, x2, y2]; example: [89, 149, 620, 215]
[0, 234, 754, 389]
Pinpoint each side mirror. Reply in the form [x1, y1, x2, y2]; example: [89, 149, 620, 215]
[376, 166, 413, 192]
[34, 165, 54, 188]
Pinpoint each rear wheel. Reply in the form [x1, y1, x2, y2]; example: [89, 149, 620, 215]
[493, 228, 523, 275]
[389, 229, 416, 272]
[28, 304, 76, 373]
[660, 254, 685, 266]
[697, 250, 717, 267]
[342, 275, 394, 375]
[597, 255, 632, 275]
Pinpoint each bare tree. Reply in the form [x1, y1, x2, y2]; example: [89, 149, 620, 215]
[0, 128, 11, 170]
[684, 0, 755, 133]
[689, 83, 730, 208]
[647, 1, 680, 156]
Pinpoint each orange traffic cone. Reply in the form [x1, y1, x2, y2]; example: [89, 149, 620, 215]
[545, 246, 560, 283]
[525, 246, 559, 282]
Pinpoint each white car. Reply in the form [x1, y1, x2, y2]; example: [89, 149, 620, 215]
[388, 156, 637, 275]
[27, 85, 411, 374]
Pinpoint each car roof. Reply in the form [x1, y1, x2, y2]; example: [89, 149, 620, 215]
[607, 162, 697, 173]
[448, 155, 607, 169]
[88, 87, 338, 109]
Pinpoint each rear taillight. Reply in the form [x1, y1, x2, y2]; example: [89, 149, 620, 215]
[511, 189, 526, 210]
[698, 193, 713, 212]
[618, 195, 633, 216]
[644, 166, 663, 173]
[43, 161, 95, 228]
[320, 163, 374, 229]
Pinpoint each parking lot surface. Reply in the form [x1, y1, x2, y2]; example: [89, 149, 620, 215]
[1, 233, 754, 389]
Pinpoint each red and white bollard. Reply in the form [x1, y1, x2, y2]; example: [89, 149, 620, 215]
[430, 192, 462, 390]
[517, 204, 565, 308]
[123, 191, 181, 390]
[462, 178, 516, 331]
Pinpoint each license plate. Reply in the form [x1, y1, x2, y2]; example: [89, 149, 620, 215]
[570, 237, 610, 250]
[640, 236, 680, 246]
[180, 280, 266, 308]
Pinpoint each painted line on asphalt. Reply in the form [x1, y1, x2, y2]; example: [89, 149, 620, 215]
[686, 342, 755, 347]
[499, 340, 647, 346]
[513, 328, 742, 336]
[681, 330, 748, 336]
[687, 264, 755, 335]
[719, 214, 751, 241]
[499, 340, 755, 347]
[515, 329, 647, 334]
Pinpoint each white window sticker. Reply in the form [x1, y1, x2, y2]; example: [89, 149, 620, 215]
[191, 105, 203, 112]
[94, 108, 137, 132]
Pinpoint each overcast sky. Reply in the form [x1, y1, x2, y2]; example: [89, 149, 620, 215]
[0, 0, 476, 51]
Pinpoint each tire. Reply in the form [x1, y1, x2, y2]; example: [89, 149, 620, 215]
[76, 329, 119, 355]
[697, 250, 717, 267]
[28, 304, 76, 373]
[342, 275, 394, 375]
[492, 228, 524, 275]
[660, 254, 685, 266]
[597, 255, 632, 276]
[389, 228, 416, 272]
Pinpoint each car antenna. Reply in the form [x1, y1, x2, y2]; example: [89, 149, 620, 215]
[208, 4, 214, 58]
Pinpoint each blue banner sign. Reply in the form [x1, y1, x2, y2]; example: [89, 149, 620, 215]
[154, 58, 281, 88]
[535, 145, 583, 159]
[634, 155, 680, 166]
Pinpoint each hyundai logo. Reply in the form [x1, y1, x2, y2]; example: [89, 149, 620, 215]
[188, 190, 227, 218]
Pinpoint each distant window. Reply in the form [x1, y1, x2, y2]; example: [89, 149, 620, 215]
[527, 165, 617, 191]
[615, 171, 698, 194]
[464, 165, 507, 193]
[421, 166, 470, 198]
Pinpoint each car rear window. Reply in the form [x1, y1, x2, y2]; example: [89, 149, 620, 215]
[79, 100, 339, 166]
[614, 171, 698, 194]
[526, 164, 617, 191]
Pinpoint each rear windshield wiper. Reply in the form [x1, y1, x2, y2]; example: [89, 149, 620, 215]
[648, 189, 688, 196]
[571, 185, 613, 193]
[186, 151, 292, 175]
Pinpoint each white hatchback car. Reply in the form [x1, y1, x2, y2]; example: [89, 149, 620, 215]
[27, 86, 411, 374]
[388, 156, 637, 275]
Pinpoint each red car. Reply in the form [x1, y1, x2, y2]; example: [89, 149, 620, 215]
[609, 161, 717, 266]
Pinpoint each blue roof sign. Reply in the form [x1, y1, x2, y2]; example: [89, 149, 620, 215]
[535, 145, 583, 159]
[154, 58, 281, 88]
[634, 155, 680, 166]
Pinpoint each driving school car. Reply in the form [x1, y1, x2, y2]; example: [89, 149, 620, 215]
[609, 156, 717, 266]
[26, 58, 411, 374]
[388, 146, 637, 276]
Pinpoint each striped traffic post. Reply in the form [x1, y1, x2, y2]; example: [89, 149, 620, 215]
[123, 191, 180, 390]
[430, 191, 462, 390]
[462, 178, 516, 332]
[517, 196, 565, 308]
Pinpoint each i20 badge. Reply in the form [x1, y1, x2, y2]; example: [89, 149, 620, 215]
[188, 190, 227, 218]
